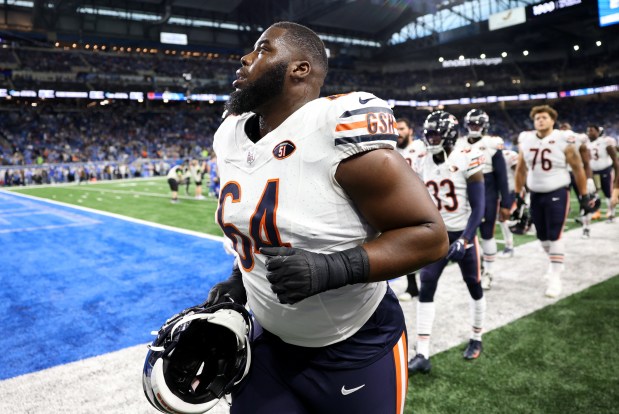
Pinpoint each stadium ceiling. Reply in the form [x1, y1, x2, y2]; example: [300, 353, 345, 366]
[4, 0, 618, 61]
[23, 0, 545, 44]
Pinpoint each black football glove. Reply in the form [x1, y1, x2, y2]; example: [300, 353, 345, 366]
[445, 239, 466, 262]
[579, 194, 600, 215]
[261, 246, 370, 305]
[205, 264, 247, 306]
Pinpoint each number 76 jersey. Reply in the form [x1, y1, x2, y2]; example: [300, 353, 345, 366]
[517, 130, 572, 193]
[415, 146, 484, 232]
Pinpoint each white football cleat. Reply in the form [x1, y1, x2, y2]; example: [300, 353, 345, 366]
[544, 273, 562, 298]
[498, 247, 514, 258]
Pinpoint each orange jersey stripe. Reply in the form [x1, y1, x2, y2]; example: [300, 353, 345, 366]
[335, 120, 367, 132]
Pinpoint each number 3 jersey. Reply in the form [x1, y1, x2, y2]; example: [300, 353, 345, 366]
[517, 129, 573, 193]
[414, 146, 484, 232]
[213, 92, 397, 347]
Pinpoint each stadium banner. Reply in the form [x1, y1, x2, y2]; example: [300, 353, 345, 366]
[488, 7, 526, 31]
[598, 0, 619, 26]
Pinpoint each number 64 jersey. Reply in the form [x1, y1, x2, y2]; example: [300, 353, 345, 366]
[517, 130, 573, 193]
[213, 92, 397, 347]
[414, 146, 484, 232]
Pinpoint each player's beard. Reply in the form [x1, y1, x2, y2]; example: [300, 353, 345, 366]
[225, 62, 288, 115]
[396, 136, 410, 149]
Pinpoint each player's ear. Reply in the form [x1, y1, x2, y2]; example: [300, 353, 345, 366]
[290, 60, 311, 81]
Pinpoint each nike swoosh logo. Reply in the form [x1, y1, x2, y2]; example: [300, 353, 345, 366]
[341, 384, 365, 395]
[359, 97, 376, 105]
[552, 197, 560, 201]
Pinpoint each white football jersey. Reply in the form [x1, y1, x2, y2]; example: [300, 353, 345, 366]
[503, 149, 519, 192]
[415, 145, 484, 231]
[588, 137, 616, 172]
[213, 92, 397, 347]
[564, 131, 589, 172]
[518, 129, 574, 193]
[397, 139, 426, 174]
[457, 135, 504, 174]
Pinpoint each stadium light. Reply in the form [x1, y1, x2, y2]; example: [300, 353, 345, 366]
[438, 57, 444, 62]
[465, 82, 471, 88]
[480, 53, 486, 59]
[596, 41, 602, 46]
[459, 55, 465, 60]
[501, 51, 507, 57]
[573, 45, 579, 51]
[421, 85, 427, 91]
[523, 50, 529, 56]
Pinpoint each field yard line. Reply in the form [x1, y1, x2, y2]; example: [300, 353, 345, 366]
[1, 176, 166, 190]
[0, 190, 224, 243]
[43, 185, 197, 200]
[0, 200, 616, 413]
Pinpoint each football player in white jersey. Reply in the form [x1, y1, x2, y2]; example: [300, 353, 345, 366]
[460, 109, 512, 289]
[204, 22, 447, 414]
[408, 111, 487, 374]
[586, 124, 619, 222]
[559, 122, 595, 237]
[515, 106, 596, 298]
[393, 118, 427, 300]
[498, 149, 519, 258]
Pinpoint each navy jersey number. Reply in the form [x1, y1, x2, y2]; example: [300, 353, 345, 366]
[217, 179, 289, 271]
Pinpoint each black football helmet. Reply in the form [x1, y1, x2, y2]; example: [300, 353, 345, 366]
[464, 109, 490, 139]
[142, 301, 253, 414]
[423, 111, 459, 155]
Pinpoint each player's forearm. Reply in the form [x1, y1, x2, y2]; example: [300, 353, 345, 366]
[514, 166, 526, 194]
[492, 152, 512, 207]
[579, 145, 593, 179]
[363, 221, 448, 282]
[572, 166, 588, 196]
[462, 180, 485, 242]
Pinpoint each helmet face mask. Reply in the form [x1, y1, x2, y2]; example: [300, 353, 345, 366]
[143, 302, 252, 414]
[464, 109, 489, 139]
[423, 111, 459, 155]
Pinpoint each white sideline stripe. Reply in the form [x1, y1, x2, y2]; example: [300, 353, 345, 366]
[2, 176, 166, 190]
[50, 185, 210, 201]
[0, 190, 225, 243]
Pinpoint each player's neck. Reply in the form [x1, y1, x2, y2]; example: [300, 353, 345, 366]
[535, 128, 552, 139]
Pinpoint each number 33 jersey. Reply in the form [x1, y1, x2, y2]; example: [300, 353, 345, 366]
[414, 146, 484, 232]
[213, 92, 397, 347]
[517, 129, 573, 193]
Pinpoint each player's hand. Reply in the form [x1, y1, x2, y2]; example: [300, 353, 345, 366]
[499, 207, 511, 222]
[261, 245, 369, 305]
[446, 239, 466, 262]
[205, 265, 247, 306]
[261, 246, 324, 305]
[579, 194, 598, 215]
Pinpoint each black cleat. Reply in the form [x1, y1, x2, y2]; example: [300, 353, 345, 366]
[408, 354, 432, 374]
[463, 339, 483, 360]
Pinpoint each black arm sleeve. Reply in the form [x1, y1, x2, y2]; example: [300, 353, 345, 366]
[492, 150, 512, 208]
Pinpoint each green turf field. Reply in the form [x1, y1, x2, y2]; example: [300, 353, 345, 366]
[406, 274, 619, 414]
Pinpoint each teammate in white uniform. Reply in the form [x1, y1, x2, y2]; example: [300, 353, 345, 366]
[205, 22, 447, 414]
[459, 109, 512, 289]
[586, 124, 619, 222]
[408, 111, 487, 374]
[392, 118, 427, 300]
[498, 149, 519, 257]
[515, 106, 596, 298]
[559, 122, 595, 237]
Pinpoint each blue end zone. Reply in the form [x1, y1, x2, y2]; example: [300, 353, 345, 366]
[0, 192, 233, 380]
